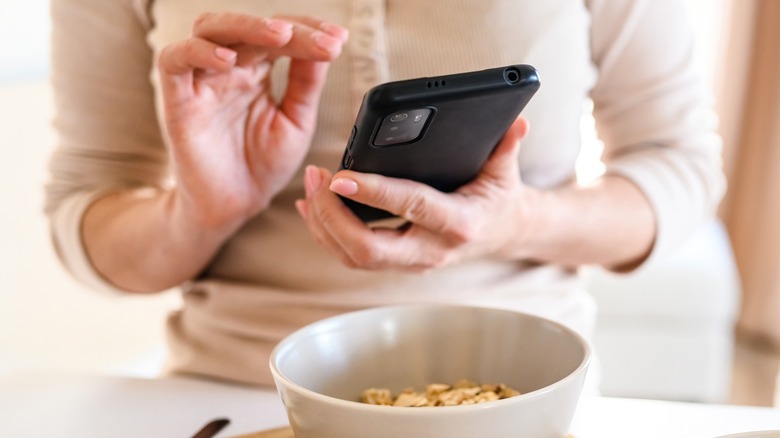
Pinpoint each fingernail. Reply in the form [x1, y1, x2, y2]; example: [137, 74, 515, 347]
[214, 47, 236, 62]
[313, 32, 341, 52]
[320, 22, 349, 42]
[265, 18, 292, 35]
[329, 177, 359, 196]
[305, 166, 322, 195]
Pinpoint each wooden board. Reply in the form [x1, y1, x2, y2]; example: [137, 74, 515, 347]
[230, 426, 294, 438]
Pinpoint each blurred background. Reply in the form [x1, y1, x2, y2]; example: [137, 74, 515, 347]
[1, 0, 778, 408]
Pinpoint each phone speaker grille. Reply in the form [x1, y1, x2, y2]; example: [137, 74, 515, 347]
[426, 80, 446, 88]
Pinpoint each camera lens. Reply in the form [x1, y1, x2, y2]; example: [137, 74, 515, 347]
[390, 113, 408, 122]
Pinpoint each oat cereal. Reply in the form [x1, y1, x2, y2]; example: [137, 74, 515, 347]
[361, 379, 521, 407]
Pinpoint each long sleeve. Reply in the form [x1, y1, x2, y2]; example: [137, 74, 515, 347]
[586, 0, 726, 264]
[45, 0, 166, 293]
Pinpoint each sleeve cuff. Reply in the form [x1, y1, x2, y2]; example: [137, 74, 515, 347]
[603, 147, 725, 271]
[50, 190, 132, 295]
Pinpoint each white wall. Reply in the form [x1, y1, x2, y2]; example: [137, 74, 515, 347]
[0, 1, 51, 82]
[0, 2, 180, 377]
[0, 81, 181, 376]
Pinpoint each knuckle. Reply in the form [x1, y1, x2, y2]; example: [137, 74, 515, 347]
[350, 239, 382, 268]
[368, 184, 394, 207]
[233, 14, 254, 31]
[182, 39, 200, 59]
[447, 216, 479, 245]
[157, 45, 172, 66]
[399, 194, 429, 222]
[314, 207, 341, 232]
[157, 42, 186, 70]
[193, 12, 214, 33]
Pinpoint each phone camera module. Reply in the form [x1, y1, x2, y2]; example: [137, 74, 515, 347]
[373, 108, 433, 147]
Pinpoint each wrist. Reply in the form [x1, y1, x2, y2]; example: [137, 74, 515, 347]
[82, 187, 243, 293]
[506, 176, 656, 268]
[168, 188, 263, 240]
[165, 187, 252, 245]
[507, 185, 558, 262]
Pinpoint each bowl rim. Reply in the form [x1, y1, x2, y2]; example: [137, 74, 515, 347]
[268, 303, 592, 414]
[715, 432, 780, 438]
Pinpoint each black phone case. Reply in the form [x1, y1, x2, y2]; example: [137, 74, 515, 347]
[339, 64, 540, 222]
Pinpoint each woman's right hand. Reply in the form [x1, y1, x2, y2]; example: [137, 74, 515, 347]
[157, 13, 348, 233]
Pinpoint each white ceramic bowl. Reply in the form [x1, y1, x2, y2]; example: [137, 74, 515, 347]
[270, 304, 590, 438]
[717, 432, 780, 438]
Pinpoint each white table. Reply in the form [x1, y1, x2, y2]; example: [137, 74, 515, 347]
[1, 371, 779, 438]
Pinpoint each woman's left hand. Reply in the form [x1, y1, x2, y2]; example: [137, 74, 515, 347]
[296, 117, 538, 271]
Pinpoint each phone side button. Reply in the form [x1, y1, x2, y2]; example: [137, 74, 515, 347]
[343, 152, 354, 169]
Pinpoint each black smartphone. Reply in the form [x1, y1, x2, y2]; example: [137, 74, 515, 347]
[339, 64, 540, 222]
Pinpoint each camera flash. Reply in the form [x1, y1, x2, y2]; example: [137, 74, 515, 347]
[413, 114, 424, 123]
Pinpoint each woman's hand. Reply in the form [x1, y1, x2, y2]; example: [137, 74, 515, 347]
[295, 118, 538, 271]
[158, 13, 348, 233]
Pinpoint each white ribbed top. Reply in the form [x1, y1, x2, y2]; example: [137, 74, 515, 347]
[47, 0, 723, 386]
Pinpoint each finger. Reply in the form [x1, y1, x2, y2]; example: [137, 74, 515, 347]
[478, 117, 529, 183]
[328, 171, 463, 236]
[306, 166, 413, 270]
[274, 15, 350, 42]
[158, 37, 238, 97]
[159, 38, 237, 75]
[307, 167, 455, 270]
[300, 167, 365, 268]
[193, 13, 293, 48]
[194, 13, 345, 61]
[297, 198, 357, 268]
[280, 59, 331, 129]
[307, 174, 452, 270]
[267, 21, 345, 60]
